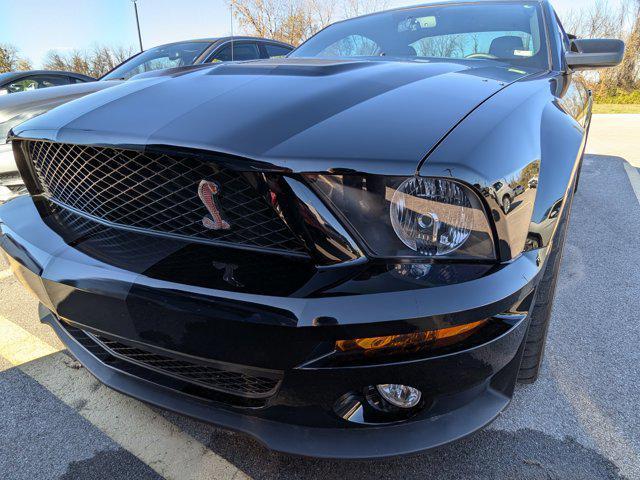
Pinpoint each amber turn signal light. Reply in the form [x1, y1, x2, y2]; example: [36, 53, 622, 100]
[335, 320, 487, 357]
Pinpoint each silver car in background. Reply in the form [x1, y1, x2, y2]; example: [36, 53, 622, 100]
[0, 37, 293, 202]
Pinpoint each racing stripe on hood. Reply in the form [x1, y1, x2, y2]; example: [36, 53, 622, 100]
[12, 59, 533, 175]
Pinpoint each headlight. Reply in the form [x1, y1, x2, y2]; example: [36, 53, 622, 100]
[306, 174, 495, 260]
[390, 177, 473, 255]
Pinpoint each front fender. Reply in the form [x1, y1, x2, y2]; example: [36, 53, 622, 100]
[419, 73, 585, 261]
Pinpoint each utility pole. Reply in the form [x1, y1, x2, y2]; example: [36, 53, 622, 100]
[230, 1, 235, 61]
[132, 0, 144, 52]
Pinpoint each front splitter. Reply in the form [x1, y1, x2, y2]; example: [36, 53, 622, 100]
[41, 305, 512, 459]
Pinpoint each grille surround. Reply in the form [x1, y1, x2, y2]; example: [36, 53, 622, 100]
[27, 140, 306, 255]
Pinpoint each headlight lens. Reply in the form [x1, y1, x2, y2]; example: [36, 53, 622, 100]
[390, 177, 473, 255]
[306, 174, 495, 260]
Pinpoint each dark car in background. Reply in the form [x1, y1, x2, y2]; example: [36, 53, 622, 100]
[101, 36, 294, 81]
[0, 0, 623, 458]
[0, 70, 95, 95]
[0, 37, 293, 201]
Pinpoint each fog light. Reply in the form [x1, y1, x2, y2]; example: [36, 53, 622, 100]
[376, 384, 422, 409]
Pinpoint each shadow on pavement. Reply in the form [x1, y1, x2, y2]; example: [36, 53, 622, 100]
[160, 410, 624, 480]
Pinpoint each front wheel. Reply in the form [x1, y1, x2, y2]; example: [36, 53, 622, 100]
[517, 188, 574, 383]
[575, 152, 585, 193]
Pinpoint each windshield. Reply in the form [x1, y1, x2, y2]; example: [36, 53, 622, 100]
[291, 3, 549, 69]
[101, 41, 212, 80]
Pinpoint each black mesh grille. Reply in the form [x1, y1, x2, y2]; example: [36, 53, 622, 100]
[89, 333, 281, 398]
[27, 140, 305, 254]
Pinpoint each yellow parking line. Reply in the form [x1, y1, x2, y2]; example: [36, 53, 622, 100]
[0, 315, 243, 480]
[0, 269, 13, 280]
[0, 314, 61, 364]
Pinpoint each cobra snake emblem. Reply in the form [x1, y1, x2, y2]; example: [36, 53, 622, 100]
[198, 180, 231, 231]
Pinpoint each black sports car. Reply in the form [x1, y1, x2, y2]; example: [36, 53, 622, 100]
[0, 0, 624, 458]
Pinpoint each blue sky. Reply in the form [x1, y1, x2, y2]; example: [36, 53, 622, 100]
[0, 0, 616, 68]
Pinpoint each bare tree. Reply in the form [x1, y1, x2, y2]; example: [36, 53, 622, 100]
[414, 35, 464, 58]
[341, 0, 389, 18]
[229, 0, 390, 46]
[229, 0, 334, 46]
[43, 45, 135, 78]
[91, 45, 135, 76]
[309, 0, 335, 28]
[564, 0, 640, 93]
[0, 44, 32, 73]
[15, 58, 33, 71]
[469, 33, 481, 55]
[43, 50, 90, 76]
[615, 0, 640, 90]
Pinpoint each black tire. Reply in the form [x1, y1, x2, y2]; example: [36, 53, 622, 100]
[517, 188, 574, 383]
[574, 152, 585, 193]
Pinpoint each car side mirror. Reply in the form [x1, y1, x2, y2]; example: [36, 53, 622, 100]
[566, 39, 625, 71]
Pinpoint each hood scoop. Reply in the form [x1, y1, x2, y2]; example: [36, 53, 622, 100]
[208, 58, 374, 77]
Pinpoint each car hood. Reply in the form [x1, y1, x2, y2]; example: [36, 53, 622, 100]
[12, 59, 532, 174]
[0, 81, 121, 141]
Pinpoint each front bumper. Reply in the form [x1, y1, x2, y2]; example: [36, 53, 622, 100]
[1, 195, 546, 458]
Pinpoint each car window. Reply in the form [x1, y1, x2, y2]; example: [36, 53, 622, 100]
[264, 44, 293, 58]
[210, 42, 261, 62]
[410, 30, 536, 60]
[101, 42, 211, 80]
[554, 13, 572, 51]
[317, 35, 382, 57]
[5, 75, 70, 93]
[292, 2, 549, 70]
[69, 76, 89, 84]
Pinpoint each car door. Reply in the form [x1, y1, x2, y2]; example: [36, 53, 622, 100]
[208, 42, 262, 62]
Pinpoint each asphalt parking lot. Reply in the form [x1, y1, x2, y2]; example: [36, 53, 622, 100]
[0, 114, 639, 480]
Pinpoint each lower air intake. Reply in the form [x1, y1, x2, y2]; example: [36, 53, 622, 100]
[82, 330, 282, 399]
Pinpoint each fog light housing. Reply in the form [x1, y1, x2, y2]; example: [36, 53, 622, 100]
[376, 384, 422, 409]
